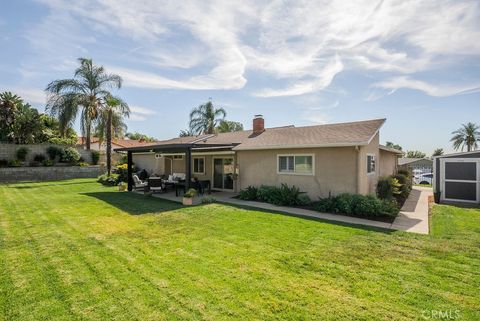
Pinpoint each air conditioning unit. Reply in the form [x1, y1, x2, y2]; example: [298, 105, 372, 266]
[155, 154, 163, 159]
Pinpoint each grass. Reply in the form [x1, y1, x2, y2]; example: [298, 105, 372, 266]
[0, 179, 479, 320]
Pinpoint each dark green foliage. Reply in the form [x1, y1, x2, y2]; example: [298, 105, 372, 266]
[313, 194, 399, 218]
[33, 154, 46, 162]
[238, 186, 258, 200]
[60, 147, 81, 164]
[91, 150, 100, 165]
[42, 159, 53, 167]
[113, 164, 130, 183]
[15, 147, 29, 161]
[377, 177, 394, 200]
[97, 173, 119, 186]
[239, 184, 310, 206]
[46, 146, 62, 161]
[8, 159, 21, 167]
[392, 173, 412, 198]
[397, 169, 410, 177]
[201, 196, 216, 204]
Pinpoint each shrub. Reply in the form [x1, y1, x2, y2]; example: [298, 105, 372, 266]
[0, 159, 8, 167]
[201, 196, 216, 204]
[15, 147, 29, 161]
[33, 154, 46, 162]
[78, 162, 90, 167]
[239, 184, 309, 206]
[61, 147, 81, 164]
[114, 163, 131, 183]
[46, 146, 62, 161]
[184, 188, 198, 198]
[42, 159, 53, 167]
[91, 150, 100, 165]
[376, 176, 402, 200]
[392, 173, 411, 199]
[238, 186, 258, 200]
[116, 154, 128, 165]
[97, 173, 119, 186]
[397, 169, 410, 177]
[8, 159, 21, 167]
[313, 193, 399, 218]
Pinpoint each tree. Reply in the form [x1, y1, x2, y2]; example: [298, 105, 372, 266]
[39, 114, 78, 146]
[216, 120, 244, 133]
[125, 132, 156, 142]
[95, 95, 130, 176]
[405, 150, 426, 158]
[385, 141, 402, 151]
[45, 58, 122, 150]
[189, 100, 226, 135]
[11, 103, 44, 144]
[0, 92, 21, 141]
[179, 129, 193, 137]
[451, 122, 480, 152]
[432, 148, 444, 157]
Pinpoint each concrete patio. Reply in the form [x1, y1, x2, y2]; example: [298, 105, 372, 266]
[141, 186, 431, 234]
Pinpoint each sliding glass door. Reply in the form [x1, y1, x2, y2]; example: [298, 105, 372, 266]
[213, 158, 234, 190]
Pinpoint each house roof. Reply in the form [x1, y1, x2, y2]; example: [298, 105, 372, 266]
[398, 158, 433, 165]
[115, 118, 386, 152]
[77, 137, 156, 148]
[379, 145, 404, 154]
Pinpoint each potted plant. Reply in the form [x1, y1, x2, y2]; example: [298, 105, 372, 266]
[183, 188, 198, 206]
[118, 182, 127, 191]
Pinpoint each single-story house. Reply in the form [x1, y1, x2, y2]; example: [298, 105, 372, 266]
[433, 151, 480, 204]
[398, 158, 433, 174]
[115, 116, 402, 198]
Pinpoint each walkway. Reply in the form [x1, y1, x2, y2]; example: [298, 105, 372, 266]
[149, 186, 432, 234]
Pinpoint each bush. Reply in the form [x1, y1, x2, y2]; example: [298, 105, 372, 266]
[238, 186, 258, 200]
[97, 173, 119, 186]
[78, 162, 90, 167]
[15, 147, 29, 161]
[42, 159, 53, 167]
[33, 154, 46, 162]
[61, 147, 81, 164]
[376, 176, 402, 200]
[201, 196, 217, 204]
[184, 188, 198, 198]
[313, 193, 399, 218]
[397, 169, 410, 177]
[8, 159, 21, 167]
[239, 184, 309, 206]
[91, 150, 100, 165]
[114, 163, 131, 183]
[392, 173, 411, 199]
[116, 154, 128, 165]
[46, 146, 62, 161]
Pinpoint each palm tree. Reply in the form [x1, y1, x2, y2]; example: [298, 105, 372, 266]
[432, 148, 444, 157]
[179, 129, 193, 137]
[95, 96, 130, 176]
[189, 100, 226, 135]
[45, 58, 122, 150]
[216, 120, 244, 133]
[0, 92, 22, 141]
[451, 122, 480, 152]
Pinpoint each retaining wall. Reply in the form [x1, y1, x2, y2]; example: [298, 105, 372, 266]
[0, 166, 102, 183]
[0, 143, 93, 163]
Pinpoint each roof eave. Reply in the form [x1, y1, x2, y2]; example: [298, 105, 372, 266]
[232, 142, 369, 151]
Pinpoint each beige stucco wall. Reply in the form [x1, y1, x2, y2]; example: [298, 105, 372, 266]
[236, 147, 358, 199]
[356, 133, 380, 195]
[379, 149, 398, 177]
[132, 153, 164, 175]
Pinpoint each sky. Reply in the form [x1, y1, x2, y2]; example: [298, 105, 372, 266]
[0, 0, 479, 154]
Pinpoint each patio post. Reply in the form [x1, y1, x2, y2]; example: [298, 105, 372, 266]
[185, 146, 192, 190]
[127, 151, 133, 191]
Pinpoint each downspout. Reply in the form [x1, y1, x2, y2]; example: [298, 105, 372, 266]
[355, 145, 361, 194]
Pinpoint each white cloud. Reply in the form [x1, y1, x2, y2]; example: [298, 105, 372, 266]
[300, 100, 339, 124]
[373, 77, 480, 97]
[26, 0, 480, 97]
[0, 86, 46, 106]
[128, 105, 156, 122]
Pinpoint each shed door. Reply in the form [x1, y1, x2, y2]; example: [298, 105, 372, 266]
[440, 158, 480, 203]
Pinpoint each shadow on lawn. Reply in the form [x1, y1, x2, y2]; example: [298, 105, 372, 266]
[10, 180, 98, 189]
[221, 202, 395, 234]
[82, 191, 183, 215]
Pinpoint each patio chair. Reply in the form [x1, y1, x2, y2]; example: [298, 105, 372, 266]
[132, 175, 148, 191]
[148, 177, 164, 193]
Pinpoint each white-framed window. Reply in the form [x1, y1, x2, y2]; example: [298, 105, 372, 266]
[172, 154, 183, 160]
[367, 154, 376, 174]
[193, 157, 205, 174]
[277, 154, 314, 175]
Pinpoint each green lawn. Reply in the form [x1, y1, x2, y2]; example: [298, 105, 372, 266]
[0, 179, 479, 320]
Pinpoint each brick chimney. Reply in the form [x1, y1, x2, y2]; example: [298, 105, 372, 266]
[252, 115, 265, 135]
